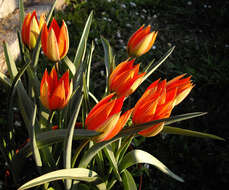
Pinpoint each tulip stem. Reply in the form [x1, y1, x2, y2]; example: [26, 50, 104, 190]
[58, 110, 63, 129]
[48, 111, 55, 128]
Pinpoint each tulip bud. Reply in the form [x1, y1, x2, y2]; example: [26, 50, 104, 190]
[21, 11, 45, 49]
[127, 25, 158, 57]
[41, 18, 69, 62]
[40, 67, 73, 110]
[109, 59, 146, 97]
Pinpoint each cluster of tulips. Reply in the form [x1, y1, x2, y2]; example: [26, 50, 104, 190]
[1, 2, 222, 189]
[21, 10, 193, 142]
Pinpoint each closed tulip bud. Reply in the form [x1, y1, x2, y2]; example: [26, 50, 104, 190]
[109, 59, 146, 97]
[41, 18, 69, 62]
[127, 25, 158, 57]
[40, 67, 73, 110]
[21, 10, 45, 49]
[85, 93, 132, 142]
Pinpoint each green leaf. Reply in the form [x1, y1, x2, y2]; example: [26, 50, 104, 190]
[17, 129, 100, 158]
[78, 136, 122, 168]
[18, 168, 106, 190]
[86, 41, 95, 89]
[63, 94, 83, 189]
[74, 11, 93, 70]
[122, 169, 137, 190]
[101, 36, 115, 95]
[19, 0, 24, 31]
[104, 145, 122, 182]
[3, 41, 18, 80]
[119, 149, 184, 182]
[63, 56, 76, 76]
[143, 46, 175, 82]
[163, 126, 225, 141]
[119, 112, 207, 137]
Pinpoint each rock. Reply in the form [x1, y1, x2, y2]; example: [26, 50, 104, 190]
[0, 0, 66, 74]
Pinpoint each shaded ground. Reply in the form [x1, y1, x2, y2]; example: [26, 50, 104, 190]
[0, 0, 229, 189]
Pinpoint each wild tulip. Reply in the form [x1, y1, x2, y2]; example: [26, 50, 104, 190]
[21, 10, 45, 49]
[127, 25, 158, 57]
[109, 59, 146, 97]
[132, 79, 176, 137]
[85, 93, 132, 142]
[41, 18, 69, 62]
[167, 74, 194, 106]
[40, 67, 73, 110]
[132, 75, 194, 137]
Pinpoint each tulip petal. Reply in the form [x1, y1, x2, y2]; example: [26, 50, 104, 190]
[41, 23, 48, 55]
[58, 21, 69, 59]
[93, 113, 120, 142]
[22, 12, 32, 46]
[103, 109, 133, 141]
[29, 16, 40, 49]
[47, 29, 60, 61]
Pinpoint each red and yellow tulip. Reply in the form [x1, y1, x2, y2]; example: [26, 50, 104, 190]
[109, 59, 146, 97]
[21, 10, 45, 49]
[85, 93, 132, 142]
[132, 74, 193, 137]
[41, 18, 69, 62]
[40, 67, 73, 110]
[127, 25, 158, 57]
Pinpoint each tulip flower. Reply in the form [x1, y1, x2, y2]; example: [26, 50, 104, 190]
[85, 93, 132, 142]
[109, 59, 146, 97]
[132, 75, 193, 137]
[21, 10, 45, 49]
[127, 25, 158, 57]
[167, 74, 194, 106]
[41, 18, 69, 62]
[40, 67, 73, 110]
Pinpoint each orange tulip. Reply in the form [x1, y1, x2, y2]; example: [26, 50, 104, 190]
[127, 25, 158, 57]
[167, 74, 194, 106]
[41, 18, 69, 62]
[21, 10, 45, 49]
[85, 93, 132, 142]
[132, 74, 193, 137]
[40, 67, 73, 110]
[109, 59, 146, 97]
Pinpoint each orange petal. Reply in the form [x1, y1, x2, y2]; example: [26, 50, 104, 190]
[47, 28, 60, 61]
[58, 20, 69, 59]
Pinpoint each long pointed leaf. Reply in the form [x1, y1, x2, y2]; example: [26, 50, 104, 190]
[119, 149, 184, 182]
[143, 46, 175, 82]
[18, 168, 106, 190]
[74, 11, 93, 69]
[163, 126, 225, 140]
[122, 169, 137, 190]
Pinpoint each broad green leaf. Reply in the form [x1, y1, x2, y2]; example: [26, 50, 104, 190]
[122, 169, 137, 190]
[18, 168, 106, 190]
[119, 149, 184, 182]
[63, 94, 83, 189]
[163, 126, 225, 140]
[143, 46, 175, 82]
[17, 129, 100, 158]
[119, 112, 207, 136]
[74, 11, 93, 69]
[104, 145, 122, 182]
